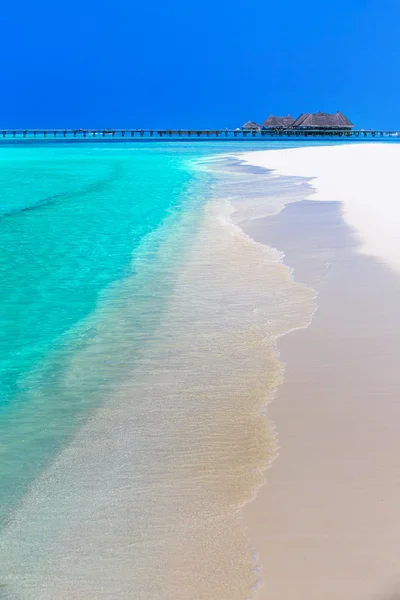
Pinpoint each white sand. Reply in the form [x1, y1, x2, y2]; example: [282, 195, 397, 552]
[237, 143, 400, 599]
[239, 143, 400, 274]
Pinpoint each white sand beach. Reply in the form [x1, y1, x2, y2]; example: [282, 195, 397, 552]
[240, 143, 400, 274]
[238, 144, 400, 600]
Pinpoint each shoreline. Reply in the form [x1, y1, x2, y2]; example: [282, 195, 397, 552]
[0, 148, 314, 599]
[3, 141, 400, 598]
[238, 143, 400, 273]
[238, 144, 400, 599]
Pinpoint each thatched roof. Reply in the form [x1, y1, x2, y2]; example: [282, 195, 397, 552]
[280, 115, 295, 128]
[262, 115, 295, 129]
[292, 111, 354, 129]
[242, 121, 260, 130]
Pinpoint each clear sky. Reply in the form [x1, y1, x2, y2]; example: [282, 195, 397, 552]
[1, 0, 399, 129]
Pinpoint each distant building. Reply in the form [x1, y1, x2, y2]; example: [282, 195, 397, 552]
[241, 111, 354, 131]
[292, 111, 354, 129]
[241, 121, 261, 131]
[262, 115, 295, 129]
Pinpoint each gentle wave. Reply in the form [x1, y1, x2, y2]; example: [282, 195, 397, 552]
[0, 153, 315, 599]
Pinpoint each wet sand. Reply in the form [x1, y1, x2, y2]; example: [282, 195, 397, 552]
[242, 199, 400, 600]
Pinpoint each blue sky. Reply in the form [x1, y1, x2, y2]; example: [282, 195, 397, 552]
[1, 0, 398, 128]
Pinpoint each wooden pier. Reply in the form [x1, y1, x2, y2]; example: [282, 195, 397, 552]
[0, 129, 398, 140]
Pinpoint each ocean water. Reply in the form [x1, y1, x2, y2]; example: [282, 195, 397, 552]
[0, 140, 314, 599]
[0, 142, 201, 520]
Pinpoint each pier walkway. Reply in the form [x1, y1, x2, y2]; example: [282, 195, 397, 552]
[0, 129, 397, 140]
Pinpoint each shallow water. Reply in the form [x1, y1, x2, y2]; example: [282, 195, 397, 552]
[0, 142, 200, 524]
[0, 142, 314, 599]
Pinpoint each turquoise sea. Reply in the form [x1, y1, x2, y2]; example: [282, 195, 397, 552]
[0, 142, 200, 520]
[0, 140, 316, 599]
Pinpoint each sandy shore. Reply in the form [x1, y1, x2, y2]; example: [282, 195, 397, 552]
[238, 144, 400, 600]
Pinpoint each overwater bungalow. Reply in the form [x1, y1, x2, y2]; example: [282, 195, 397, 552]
[292, 111, 354, 130]
[262, 115, 295, 129]
[241, 111, 354, 132]
[241, 121, 261, 131]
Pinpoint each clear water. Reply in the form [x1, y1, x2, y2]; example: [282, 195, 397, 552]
[0, 142, 204, 521]
[0, 140, 315, 599]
